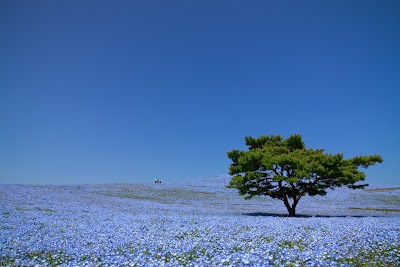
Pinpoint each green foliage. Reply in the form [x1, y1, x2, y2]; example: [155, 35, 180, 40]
[336, 243, 400, 266]
[227, 134, 383, 216]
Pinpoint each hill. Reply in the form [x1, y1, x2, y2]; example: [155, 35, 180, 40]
[1, 176, 399, 266]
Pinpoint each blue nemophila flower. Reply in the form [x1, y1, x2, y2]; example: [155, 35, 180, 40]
[0, 180, 399, 266]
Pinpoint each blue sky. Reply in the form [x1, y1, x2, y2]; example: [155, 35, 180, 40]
[1, 1, 399, 185]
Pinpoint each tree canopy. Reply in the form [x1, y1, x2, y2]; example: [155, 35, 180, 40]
[227, 134, 383, 216]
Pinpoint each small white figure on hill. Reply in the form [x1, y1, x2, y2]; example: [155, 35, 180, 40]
[154, 179, 161, 184]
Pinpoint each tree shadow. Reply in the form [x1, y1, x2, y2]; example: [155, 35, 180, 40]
[242, 212, 379, 218]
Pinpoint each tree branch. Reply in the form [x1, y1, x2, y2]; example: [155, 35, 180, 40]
[278, 181, 291, 211]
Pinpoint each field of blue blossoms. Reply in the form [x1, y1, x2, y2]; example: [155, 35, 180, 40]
[1, 176, 399, 266]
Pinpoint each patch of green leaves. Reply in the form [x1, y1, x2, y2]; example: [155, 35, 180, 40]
[278, 240, 306, 251]
[336, 243, 400, 266]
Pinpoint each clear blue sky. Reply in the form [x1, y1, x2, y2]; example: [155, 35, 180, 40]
[1, 1, 399, 185]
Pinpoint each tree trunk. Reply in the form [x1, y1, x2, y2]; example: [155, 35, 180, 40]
[287, 206, 296, 217]
[282, 198, 297, 217]
[278, 181, 298, 217]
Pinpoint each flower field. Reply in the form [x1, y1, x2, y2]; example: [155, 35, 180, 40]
[1, 176, 399, 266]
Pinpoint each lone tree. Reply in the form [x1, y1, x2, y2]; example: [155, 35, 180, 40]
[227, 134, 383, 217]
